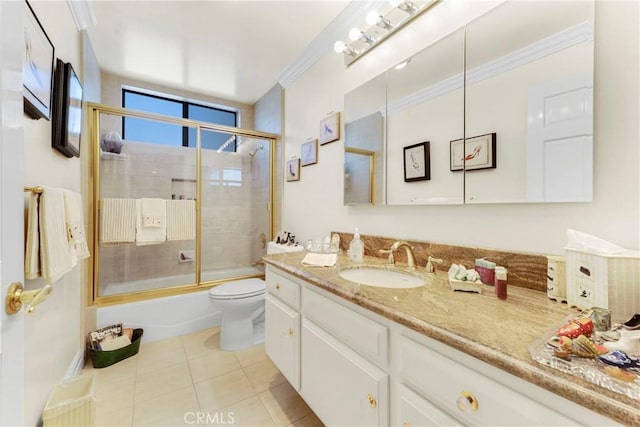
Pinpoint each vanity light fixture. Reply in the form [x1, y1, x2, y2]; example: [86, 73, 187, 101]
[349, 28, 375, 45]
[390, 0, 417, 14]
[366, 11, 394, 30]
[334, 0, 440, 67]
[334, 41, 358, 56]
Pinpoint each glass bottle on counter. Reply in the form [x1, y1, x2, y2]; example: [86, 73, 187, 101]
[495, 267, 508, 300]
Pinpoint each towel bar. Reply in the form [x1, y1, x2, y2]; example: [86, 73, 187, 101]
[24, 186, 43, 194]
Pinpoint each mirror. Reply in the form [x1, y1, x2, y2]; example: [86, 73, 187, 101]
[464, 1, 594, 203]
[344, 74, 386, 205]
[386, 28, 465, 205]
[343, 0, 594, 205]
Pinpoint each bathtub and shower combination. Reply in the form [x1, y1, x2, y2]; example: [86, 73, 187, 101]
[90, 104, 277, 342]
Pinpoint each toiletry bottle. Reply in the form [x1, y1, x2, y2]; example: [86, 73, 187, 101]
[495, 267, 507, 300]
[349, 228, 364, 263]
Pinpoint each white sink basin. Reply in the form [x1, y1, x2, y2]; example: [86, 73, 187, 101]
[339, 267, 426, 288]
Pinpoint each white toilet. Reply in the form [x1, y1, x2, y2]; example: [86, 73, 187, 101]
[209, 278, 266, 351]
[209, 242, 304, 351]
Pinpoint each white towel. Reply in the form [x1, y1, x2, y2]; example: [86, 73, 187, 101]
[39, 187, 74, 284]
[135, 199, 166, 245]
[140, 198, 165, 228]
[166, 200, 196, 241]
[100, 198, 136, 244]
[63, 190, 90, 261]
[24, 191, 41, 279]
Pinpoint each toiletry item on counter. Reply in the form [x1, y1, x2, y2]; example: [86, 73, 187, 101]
[602, 329, 640, 355]
[546, 255, 567, 302]
[495, 266, 507, 300]
[475, 258, 496, 285]
[349, 228, 364, 263]
[330, 234, 340, 253]
[301, 252, 338, 267]
[447, 264, 482, 293]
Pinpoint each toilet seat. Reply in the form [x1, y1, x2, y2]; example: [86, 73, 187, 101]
[209, 278, 265, 300]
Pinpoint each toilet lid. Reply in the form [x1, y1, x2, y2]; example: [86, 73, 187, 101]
[209, 278, 265, 300]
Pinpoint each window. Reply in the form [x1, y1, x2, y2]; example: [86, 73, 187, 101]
[122, 89, 238, 151]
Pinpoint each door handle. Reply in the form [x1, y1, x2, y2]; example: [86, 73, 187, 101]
[6, 282, 53, 315]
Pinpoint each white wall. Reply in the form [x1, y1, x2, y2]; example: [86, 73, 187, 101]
[22, 2, 99, 425]
[283, 1, 640, 255]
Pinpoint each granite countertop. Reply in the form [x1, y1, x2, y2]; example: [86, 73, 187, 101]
[263, 252, 639, 426]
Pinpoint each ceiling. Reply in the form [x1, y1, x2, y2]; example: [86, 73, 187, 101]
[86, 1, 349, 105]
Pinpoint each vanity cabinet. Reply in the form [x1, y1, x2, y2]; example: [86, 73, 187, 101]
[264, 266, 618, 427]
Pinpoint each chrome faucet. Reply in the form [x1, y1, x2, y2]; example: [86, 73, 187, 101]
[379, 241, 417, 269]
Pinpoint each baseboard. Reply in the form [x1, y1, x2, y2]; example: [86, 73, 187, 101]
[64, 348, 85, 380]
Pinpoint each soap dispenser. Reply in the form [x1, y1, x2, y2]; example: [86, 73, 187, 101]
[349, 228, 364, 263]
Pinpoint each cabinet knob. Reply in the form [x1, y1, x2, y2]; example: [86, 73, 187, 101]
[275, 284, 280, 291]
[456, 390, 479, 412]
[367, 394, 377, 409]
[288, 328, 294, 337]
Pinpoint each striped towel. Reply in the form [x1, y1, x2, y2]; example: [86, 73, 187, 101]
[166, 200, 196, 241]
[39, 187, 74, 284]
[63, 190, 90, 261]
[100, 198, 136, 244]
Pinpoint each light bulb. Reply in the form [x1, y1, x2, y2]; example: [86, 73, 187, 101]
[366, 10, 380, 26]
[334, 41, 346, 53]
[349, 27, 362, 42]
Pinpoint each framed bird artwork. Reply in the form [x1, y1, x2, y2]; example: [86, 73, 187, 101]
[319, 112, 340, 145]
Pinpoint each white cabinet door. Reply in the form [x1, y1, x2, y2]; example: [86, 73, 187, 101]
[301, 320, 389, 427]
[265, 294, 300, 389]
[397, 385, 461, 427]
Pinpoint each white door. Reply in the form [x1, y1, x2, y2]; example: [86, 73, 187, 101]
[526, 74, 593, 202]
[0, 0, 26, 424]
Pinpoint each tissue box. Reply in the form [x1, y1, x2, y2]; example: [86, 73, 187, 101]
[565, 248, 640, 322]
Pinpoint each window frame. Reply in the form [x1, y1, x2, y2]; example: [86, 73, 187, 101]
[121, 86, 239, 150]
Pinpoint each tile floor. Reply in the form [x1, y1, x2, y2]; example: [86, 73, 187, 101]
[82, 327, 324, 427]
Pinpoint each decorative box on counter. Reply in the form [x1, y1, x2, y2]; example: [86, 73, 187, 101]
[565, 229, 640, 322]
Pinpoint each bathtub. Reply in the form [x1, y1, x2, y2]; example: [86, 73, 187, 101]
[96, 266, 264, 343]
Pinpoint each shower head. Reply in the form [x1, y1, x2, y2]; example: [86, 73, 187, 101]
[249, 144, 264, 157]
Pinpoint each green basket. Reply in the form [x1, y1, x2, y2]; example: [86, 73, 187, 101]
[88, 328, 143, 369]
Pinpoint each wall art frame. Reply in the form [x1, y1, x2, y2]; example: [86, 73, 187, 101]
[450, 132, 497, 171]
[301, 139, 318, 166]
[23, 0, 55, 120]
[52, 59, 83, 158]
[319, 112, 341, 145]
[286, 158, 301, 181]
[404, 141, 431, 182]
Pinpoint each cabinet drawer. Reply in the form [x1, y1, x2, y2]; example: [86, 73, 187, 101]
[265, 269, 300, 309]
[302, 287, 389, 366]
[397, 384, 460, 427]
[398, 335, 577, 426]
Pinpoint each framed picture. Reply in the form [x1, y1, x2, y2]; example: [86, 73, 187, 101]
[301, 139, 318, 166]
[23, 0, 55, 120]
[52, 60, 83, 158]
[404, 141, 431, 182]
[319, 112, 340, 145]
[286, 158, 301, 182]
[450, 132, 497, 171]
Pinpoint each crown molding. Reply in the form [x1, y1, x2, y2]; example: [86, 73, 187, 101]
[67, 0, 96, 31]
[387, 21, 593, 115]
[278, 1, 385, 88]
